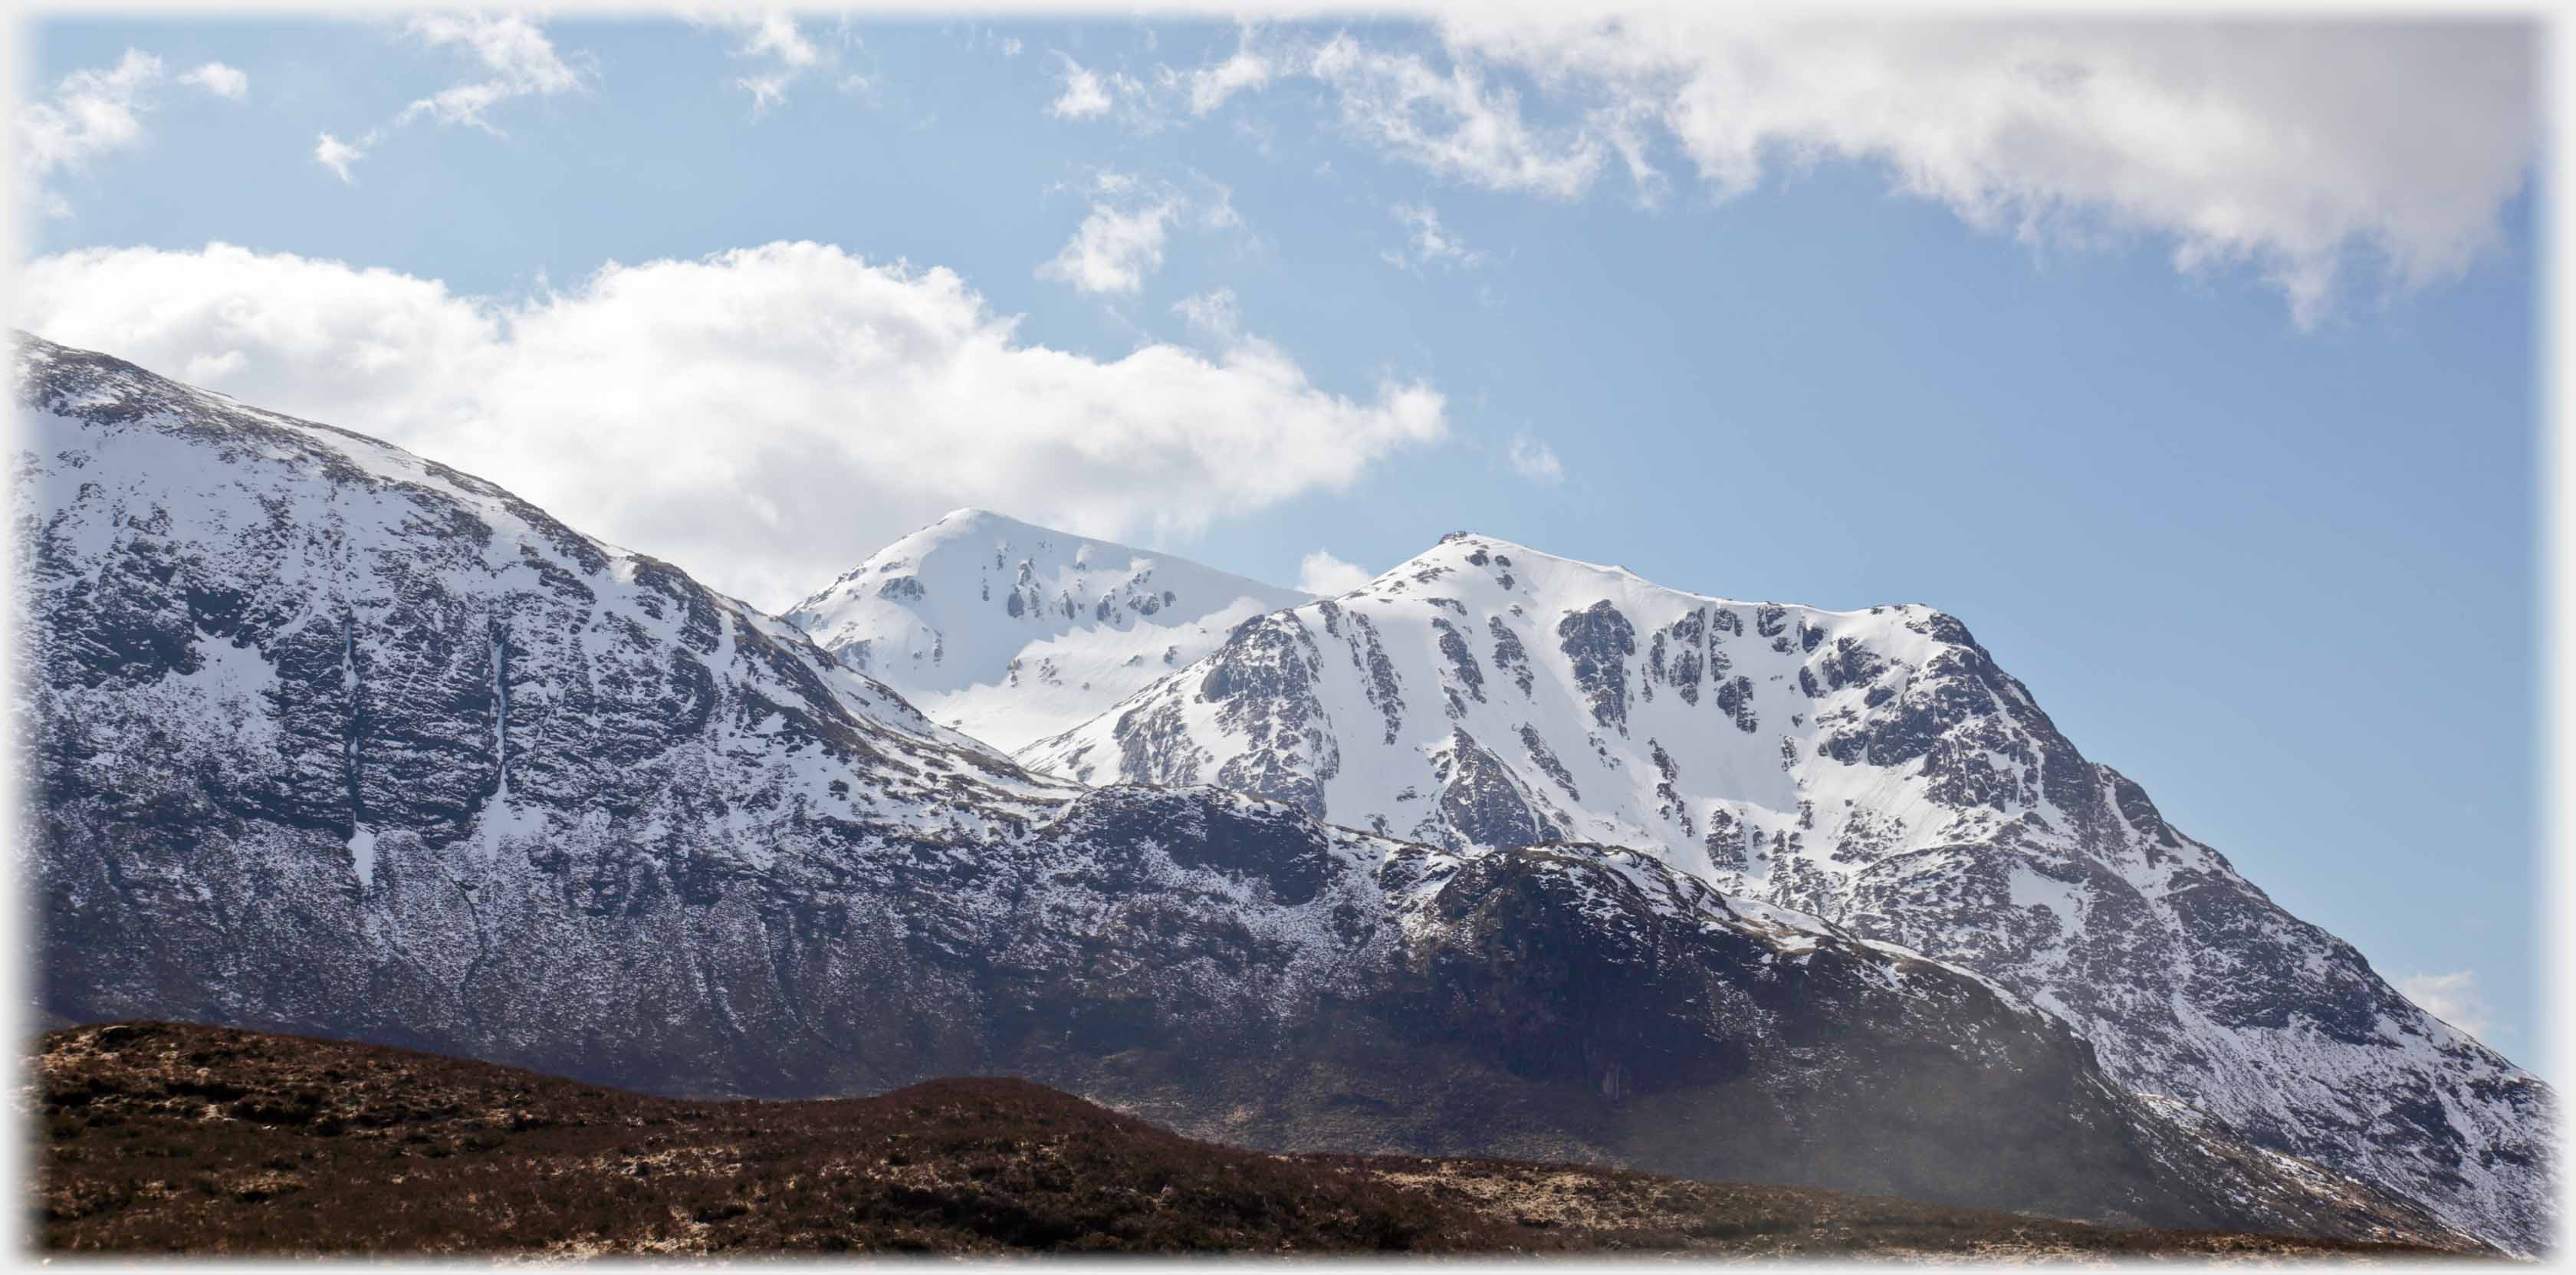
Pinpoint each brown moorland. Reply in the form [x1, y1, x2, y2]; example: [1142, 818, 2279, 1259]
[28, 1021, 2482, 1259]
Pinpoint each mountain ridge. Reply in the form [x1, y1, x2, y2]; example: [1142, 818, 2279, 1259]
[5, 330, 2522, 1253]
[1016, 525, 2554, 1254]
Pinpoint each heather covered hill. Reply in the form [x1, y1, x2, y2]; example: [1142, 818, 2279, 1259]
[28, 1022, 2484, 1259]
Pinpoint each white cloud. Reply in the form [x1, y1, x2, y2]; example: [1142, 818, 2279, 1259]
[1190, 44, 1273, 114]
[314, 132, 370, 183]
[1179, 18, 2535, 324]
[692, 11, 833, 115]
[1386, 202, 1484, 271]
[2397, 971, 2497, 1044]
[397, 12, 584, 131]
[1173, 288, 1241, 343]
[14, 49, 202, 215]
[315, 14, 585, 179]
[17, 49, 161, 173]
[1309, 33, 1602, 199]
[738, 12, 823, 67]
[178, 62, 248, 100]
[1001, 37, 1025, 58]
[1048, 52, 1115, 120]
[1037, 171, 1239, 296]
[738, 76, 791, 113]
[1040, 201, 1174, 294]
[18, 242, 1448, 613]
[1506, 432, 1564, 486]
[1297, 550, 1375, 596]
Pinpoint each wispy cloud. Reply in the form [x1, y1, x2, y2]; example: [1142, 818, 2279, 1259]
[1037, 170, 1240, 296]
[177, 62, 249, 100]
[1188, 31, 1273, 115]
[16, 49, 247, 215]
[1384, 202, 1485, 271]
[314, 132, 368, 182]
[1047, 51, 1118, 120]
[1308, 33, 1602, 199]
[2397, 971, 2497, 1044]
[1173, 288, 1242, 343]
[397, 13, 584, 130]
[1507, 432, 1564, 487]
[316, 14, 589, 182]
[692, 11, 836, 116]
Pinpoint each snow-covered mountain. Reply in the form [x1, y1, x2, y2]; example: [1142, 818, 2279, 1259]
[0, 334, 2496, 1250]
[1020, 530, 2555, 1254]
[784, 511, 1308, 751]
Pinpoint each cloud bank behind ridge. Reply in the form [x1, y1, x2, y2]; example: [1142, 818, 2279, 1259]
[18, 241, 1447, 611]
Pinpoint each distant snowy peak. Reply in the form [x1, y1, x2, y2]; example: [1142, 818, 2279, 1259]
[786, 508, 1309, 751]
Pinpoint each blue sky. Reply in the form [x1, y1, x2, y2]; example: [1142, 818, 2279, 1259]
[14, 15, 2545, 1069]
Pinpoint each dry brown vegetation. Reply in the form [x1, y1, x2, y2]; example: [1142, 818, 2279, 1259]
[28, 1021, 2476, 1259]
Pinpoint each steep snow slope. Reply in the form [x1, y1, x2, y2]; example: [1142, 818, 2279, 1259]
[1018, 531, 2555, 1254]
[784, 511, 1308, 751]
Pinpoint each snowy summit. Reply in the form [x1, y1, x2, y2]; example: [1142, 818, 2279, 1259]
[784, 509, 1308, 751]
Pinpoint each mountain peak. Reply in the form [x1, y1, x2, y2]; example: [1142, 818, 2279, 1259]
[1368, 531, 1956, 637]
[928, 506, 1030, 536]
[785, 512, 1307, 751]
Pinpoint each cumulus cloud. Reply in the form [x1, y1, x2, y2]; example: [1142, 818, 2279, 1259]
[316, 13, 587, 181]
[2397, 971, 2496, 1044]
[178, 62, 249, 100]
[1178, 17, 2535, 324]
[1385, 202, 1484, 271]
[1506, 432, 1564, 486]
[1296, 550, 1376, 596]
[1037, 171, 1240, 295]
[15, 49, 246, 215]
[18, 242, 1448, 613]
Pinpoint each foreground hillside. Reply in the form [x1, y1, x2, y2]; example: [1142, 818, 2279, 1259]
[29, 1023, 2475, 1259]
